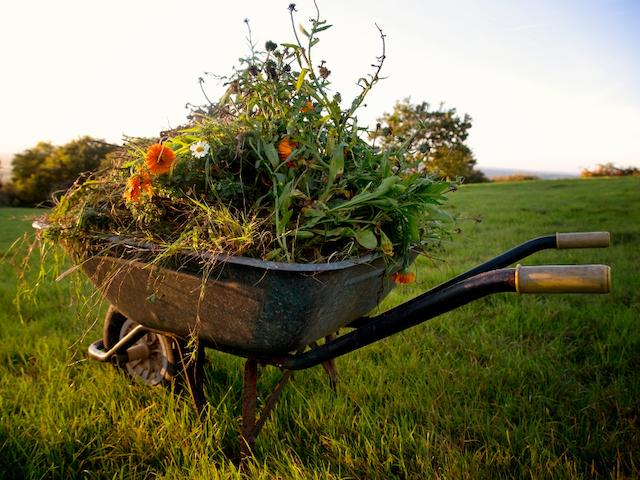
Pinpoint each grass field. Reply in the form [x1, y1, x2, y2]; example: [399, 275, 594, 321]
[0, 177, 638, 479]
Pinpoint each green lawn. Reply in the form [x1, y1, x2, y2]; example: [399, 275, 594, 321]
[0, 177, 638, 479]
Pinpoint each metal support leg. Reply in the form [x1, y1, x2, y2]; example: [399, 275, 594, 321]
[253, 370, 292, 438]
[241, 359, 258, 460]
[177, 341, 206, 416]
[320, 334, 338, 390]
[240, 359, 293, 460]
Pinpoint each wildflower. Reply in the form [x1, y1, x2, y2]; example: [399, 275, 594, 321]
[381, 242, 394, 256]
[301, 101, 314, 113]
[124, 172, 153, 202]
[278, 137, 297, 167]
[265, 40, 278, 52]
[190, 141, 210, 159]
[391, 270, 415, 284]
[145, 143, 176, 175]
[265, 60, 278, 80]
[319, 61, 331, 79]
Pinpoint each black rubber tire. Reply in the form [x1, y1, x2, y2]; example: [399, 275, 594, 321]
[103, 305, 182, 386]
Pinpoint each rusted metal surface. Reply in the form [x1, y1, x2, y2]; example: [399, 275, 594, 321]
[239, 359, 293, 460]
[252, 369, 292, 439]
[310, 334, 339, 390]
[81, 244, 409, 355]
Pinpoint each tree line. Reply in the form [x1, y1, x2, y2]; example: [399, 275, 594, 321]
[0, 137, 118, 206]
[0, 99, 486, 207]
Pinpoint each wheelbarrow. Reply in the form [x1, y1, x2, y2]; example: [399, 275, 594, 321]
[41, 226, 611, 458]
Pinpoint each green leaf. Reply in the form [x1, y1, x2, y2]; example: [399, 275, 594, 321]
[328, 143, 344, 185]
[295, 230, 315, 239]
[295, 68, 309, 91]
[424, 204, 454, 222]
[354, 228, 378, 250]
[406, 213, 420, 242]
[379, 229, 394, 255]
[322, 227, 352, 238]
[299, 24, 311, 37]
[330, 177, 401, 212]
[313, 24, 332, 33]
[280, 43, 302, 51]
[263, 141, 280, 168]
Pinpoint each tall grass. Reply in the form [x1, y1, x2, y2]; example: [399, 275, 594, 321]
[0, 178, 638, 479]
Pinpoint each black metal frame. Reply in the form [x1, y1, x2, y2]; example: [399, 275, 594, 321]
[275, 234, 559, 370]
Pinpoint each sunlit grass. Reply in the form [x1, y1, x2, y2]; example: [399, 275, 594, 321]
[0, 177, 638, 478]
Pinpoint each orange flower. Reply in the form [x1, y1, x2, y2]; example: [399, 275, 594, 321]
[145, 143, 176, 174]
[391, 270, 416, 284]
[301, 101, 314, 113]
[277, 137, 297, 166]
[124, 172, 153, 202]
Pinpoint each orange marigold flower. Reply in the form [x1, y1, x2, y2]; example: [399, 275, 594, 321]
[145, 143, 176, 175]
[124, 172, 153, 202]
[277, 137, 297, 166]
[301, 101, 314, 113]
[391, 270, 416, 284]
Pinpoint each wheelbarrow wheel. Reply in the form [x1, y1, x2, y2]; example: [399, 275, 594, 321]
[103, 306, 181, 386]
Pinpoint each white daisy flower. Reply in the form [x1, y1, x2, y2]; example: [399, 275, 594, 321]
[190, 141, 210, 159]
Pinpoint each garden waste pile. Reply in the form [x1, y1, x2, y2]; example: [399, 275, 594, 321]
[42, 4, 454, 276]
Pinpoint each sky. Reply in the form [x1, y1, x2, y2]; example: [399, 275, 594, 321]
[1, 0, 639, 174]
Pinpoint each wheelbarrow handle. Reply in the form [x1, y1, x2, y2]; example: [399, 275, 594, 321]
[280, 263, 612, 370]
[515, 264, 611, 294]
[387, 232, 611, 302]
[556, 232, 610, 249]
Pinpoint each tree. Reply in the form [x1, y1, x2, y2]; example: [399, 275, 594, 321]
[11, 142, 57, 205]
[11, 137, 117, 205]
[372, 99, 487, 182]
[581, 162, 639, 177]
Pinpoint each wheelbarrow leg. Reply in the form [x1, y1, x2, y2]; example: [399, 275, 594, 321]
[309, 334, 339, 390]
[240, 358, 293, 460]
[240, 359, 258, 460]
[321, 334, 339, 390]
[177, 341, 206, 416]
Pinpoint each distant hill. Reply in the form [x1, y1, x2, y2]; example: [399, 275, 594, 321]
[480, 167, 578, 180]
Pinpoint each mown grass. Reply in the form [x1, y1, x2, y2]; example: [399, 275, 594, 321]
[0, 177, 638, 479]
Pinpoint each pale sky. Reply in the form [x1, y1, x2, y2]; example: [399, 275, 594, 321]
[1, 0, 638, 174]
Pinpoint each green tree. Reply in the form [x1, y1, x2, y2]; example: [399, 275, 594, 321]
[11, 142, 57, 205]
[11, 137, 117, 205]
[373, 99, 487, 182]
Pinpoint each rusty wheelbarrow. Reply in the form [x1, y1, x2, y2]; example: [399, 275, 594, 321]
[41, 226, 611, 457]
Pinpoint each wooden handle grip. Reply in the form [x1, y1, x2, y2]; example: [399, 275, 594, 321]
[515, 265, 611, 294]
[556, 232, 610, 249]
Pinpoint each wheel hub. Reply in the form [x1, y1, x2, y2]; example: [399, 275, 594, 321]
[120, 319, 171, 386]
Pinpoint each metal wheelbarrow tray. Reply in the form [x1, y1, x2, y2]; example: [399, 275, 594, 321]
[75, 230, 612, 458]
[81, 235, 407, 357]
